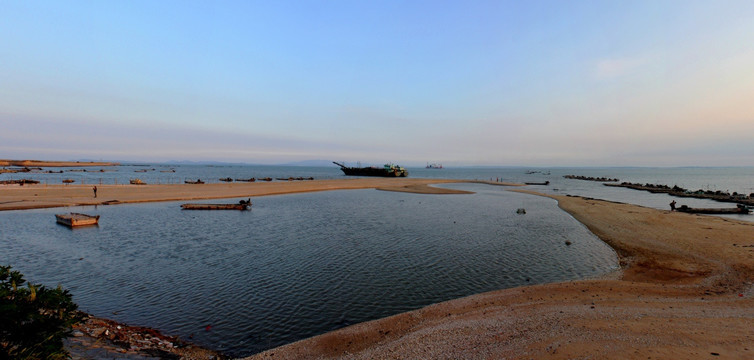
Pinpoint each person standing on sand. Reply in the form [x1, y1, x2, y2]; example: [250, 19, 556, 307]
[93, 186, 97, 198]
[670, 200, 676, 211]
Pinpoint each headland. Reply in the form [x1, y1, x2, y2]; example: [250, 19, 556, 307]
[0, 159, 119, 168]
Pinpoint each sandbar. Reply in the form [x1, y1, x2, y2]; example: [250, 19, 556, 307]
[245, 192, 754, 359]
[0, 178, 476, 211]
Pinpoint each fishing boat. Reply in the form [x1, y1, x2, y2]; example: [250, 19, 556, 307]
[676, 204, 751, 215]
[130, 178, 146, 185]
[219, 177, 233, 182]
[525, 181, 550, 185]
[235, 178, 256, 182]
[181, 199, 251, 210]
[333, 162, 408, 177]
[185, 179, 205, 184]
[55, 213, 100, 227]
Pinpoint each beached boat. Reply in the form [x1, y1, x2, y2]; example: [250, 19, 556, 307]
[181, 199, 251, 210]
[676, 204, 751, 215]
[55, 213, 100, 227]
[62, 179, 75, 183]
[219, 177, 233, 182]
[185, 179, 205, 184]
[235, 178, 256, 182]
[130, 178, 146, 185]
[333, 162, 408, 177]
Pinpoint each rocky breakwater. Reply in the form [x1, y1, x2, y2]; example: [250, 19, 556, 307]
[605, 182, 754, 206]
[563, 174, 620, 182]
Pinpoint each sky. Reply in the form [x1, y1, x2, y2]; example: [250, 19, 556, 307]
[1, 0, 753, 167]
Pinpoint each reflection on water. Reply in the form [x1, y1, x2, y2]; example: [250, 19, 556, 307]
[0, 183, 617, 356]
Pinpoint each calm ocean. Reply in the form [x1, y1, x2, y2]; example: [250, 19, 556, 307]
[1, 165, 752, 356]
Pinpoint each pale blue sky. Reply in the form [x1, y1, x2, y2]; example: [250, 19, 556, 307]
[2, 1, 753, 166]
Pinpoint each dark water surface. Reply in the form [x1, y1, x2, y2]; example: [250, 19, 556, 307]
[3, 183, 618, 356]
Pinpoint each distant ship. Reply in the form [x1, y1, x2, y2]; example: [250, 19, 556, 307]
[426, 162, 443, 169]
[333, 162, 408, 177]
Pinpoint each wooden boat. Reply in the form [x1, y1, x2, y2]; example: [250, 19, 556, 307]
[235, 178, 256, 182]
[219, 177, 233, 182]
[130, 178, 146, 185]
[676, 204, 751, 215]
[181, 199, 251, 210]
[525, 181, 550, 185]
[55, 213, 100, 227]
[62, 179, 75, 183]
[185, 179, 205, 184]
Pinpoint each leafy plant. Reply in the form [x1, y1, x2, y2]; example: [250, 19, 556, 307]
[1, 265, 83, 359]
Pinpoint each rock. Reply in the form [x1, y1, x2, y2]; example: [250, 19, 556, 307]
[72, 330, 85, 337]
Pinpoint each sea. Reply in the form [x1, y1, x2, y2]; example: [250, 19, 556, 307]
[1, 165, 752, 356]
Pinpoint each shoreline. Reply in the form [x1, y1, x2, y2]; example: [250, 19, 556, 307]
[0, 159, 119, 167]
[245, 191, 754, 359]
[0, 178, 500, 211]
[6, 180, 752, 358]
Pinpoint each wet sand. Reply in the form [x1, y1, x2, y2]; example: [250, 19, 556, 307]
[0, 178, 476, 211]
[245, 192, 754, 359]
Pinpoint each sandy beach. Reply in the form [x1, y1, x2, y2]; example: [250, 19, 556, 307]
[245, 192, 754, 359]
[3, 180, 753, 358]
[0, 178, 479, 211]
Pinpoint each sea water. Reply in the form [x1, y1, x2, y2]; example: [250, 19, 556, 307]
[2, 183, 617, 356]
[2, 165, 753, 355]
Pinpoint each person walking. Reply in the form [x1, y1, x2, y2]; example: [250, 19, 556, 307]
[93, 186, 97, 198]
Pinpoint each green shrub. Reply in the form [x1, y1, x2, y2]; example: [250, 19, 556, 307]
[1, 265, 83, 359]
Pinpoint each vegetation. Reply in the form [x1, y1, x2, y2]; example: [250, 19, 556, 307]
[1, 265, 83, 359]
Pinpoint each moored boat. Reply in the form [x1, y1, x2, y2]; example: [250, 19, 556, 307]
[185, 179, 205, 184]
[525, 181, 550, 185]
[55, 213, 100, 227]
[676, 204, 751, 215]
[181, 199, 251, 210]
[333, 162, 408, 177]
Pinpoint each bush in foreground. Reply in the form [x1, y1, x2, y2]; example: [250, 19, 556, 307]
[1, 265, 83, 359]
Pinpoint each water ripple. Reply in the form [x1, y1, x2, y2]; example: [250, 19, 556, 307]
[0, 184, 617, 357]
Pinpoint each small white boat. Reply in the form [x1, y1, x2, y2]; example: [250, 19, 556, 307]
[55, 213, 100, 227]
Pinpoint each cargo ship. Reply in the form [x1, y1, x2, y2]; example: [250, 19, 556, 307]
[333, 162, 408, 177]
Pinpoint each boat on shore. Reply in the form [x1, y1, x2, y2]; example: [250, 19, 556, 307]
[676, 204, 751, 215]
[333, 162, 408, 177]
[55, 213, 100, 227]
[181, 199, 251, 210]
